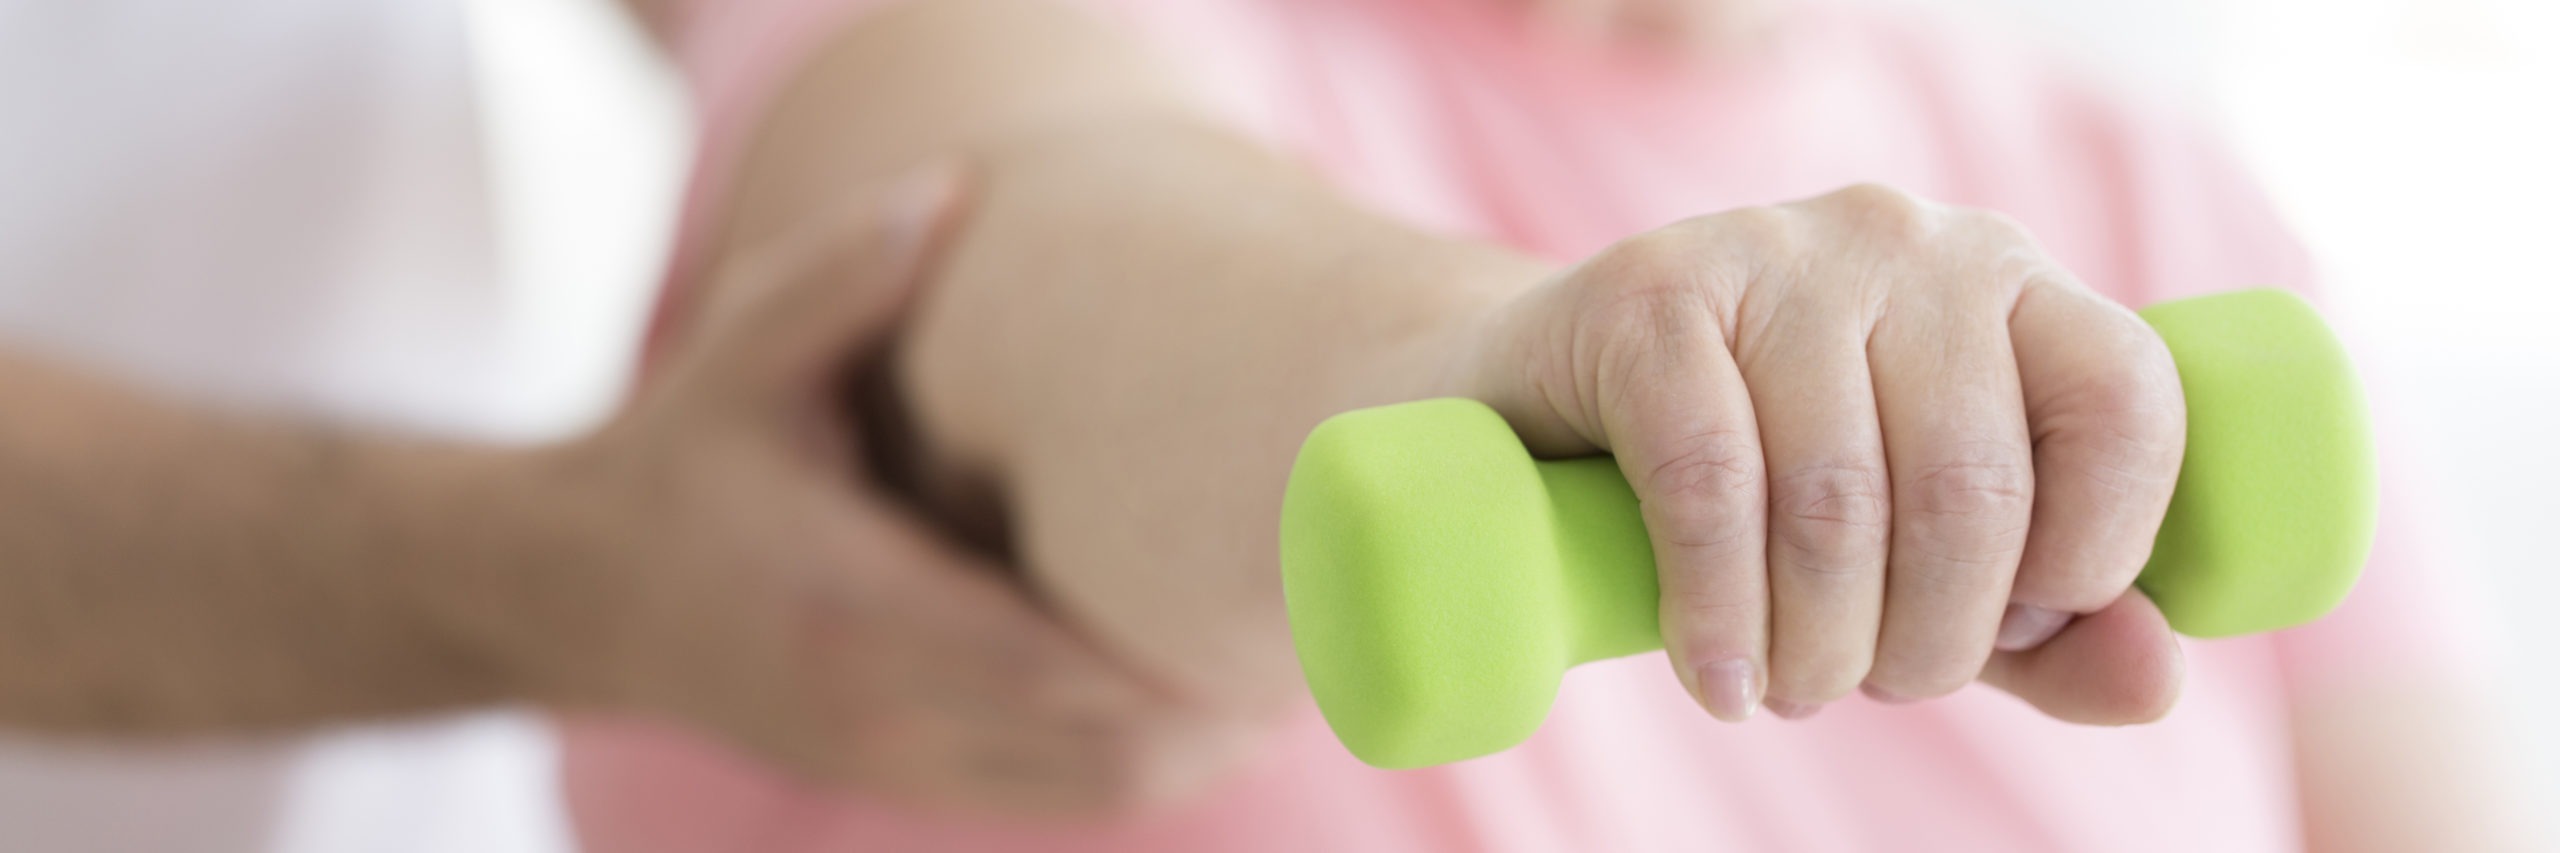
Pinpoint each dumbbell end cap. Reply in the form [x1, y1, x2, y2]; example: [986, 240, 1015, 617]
[2136, 288, 2377, 637]
[1282, 399, 1572, 768]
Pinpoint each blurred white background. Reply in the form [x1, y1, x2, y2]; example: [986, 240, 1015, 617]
[387, 0, 2560, 847]
[1914, 0, 2560, 815]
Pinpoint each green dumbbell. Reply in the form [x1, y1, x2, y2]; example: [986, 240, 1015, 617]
[1279, 288, 2376, 769]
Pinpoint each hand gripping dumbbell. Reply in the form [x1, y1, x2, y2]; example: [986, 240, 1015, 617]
[1279, 288, 2376, 769]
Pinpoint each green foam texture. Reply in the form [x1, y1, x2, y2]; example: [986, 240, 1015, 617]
[1279, 288, 2377, 769]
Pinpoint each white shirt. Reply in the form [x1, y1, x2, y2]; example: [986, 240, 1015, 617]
[0, 0, 685, 849]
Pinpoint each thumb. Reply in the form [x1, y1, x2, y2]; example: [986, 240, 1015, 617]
[687, 161, 966, 401]
[1977, 589, 2186, 725]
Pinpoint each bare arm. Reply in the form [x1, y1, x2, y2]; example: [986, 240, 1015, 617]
[694, 0, 2200, 729]
[678, 0, 1541, 711]
[0, 351, 544, 732]
[0, 179, 1218, 816]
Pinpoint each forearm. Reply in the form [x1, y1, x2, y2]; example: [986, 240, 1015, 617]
[704, 0, 1550, 708]
[909, 116, 1538, 481]
[0, 352, 588, 735]
[904, 117, 1549, 708]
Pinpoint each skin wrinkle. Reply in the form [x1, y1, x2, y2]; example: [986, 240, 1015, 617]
[1642, 428, 1766, 551]
[1766, 464, 1893, 578]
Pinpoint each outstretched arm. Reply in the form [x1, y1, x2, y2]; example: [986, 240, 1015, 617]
[697, 0, 2191, 724]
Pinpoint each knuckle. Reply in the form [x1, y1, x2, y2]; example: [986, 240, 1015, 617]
[1645, 432, 1766, 551]
[1588, 229, 1711, 294]
[2064, 348, 2188, 458]
[2068, 418, 2182, 504]
[1820, 182, 1936, 244]
[1579, 277, 1710, 350]
[1959, 212, 2060, 288]
[1570, 228, 1746, 341]
[1961, 207, 2038, 245]
[1704, 205, 1801, 255]
[1652, 431, 1764, 499]
[1768, 463, 1891, 577]
[1905, 457, 2035, 524]
[2082, 380, 2185, 445]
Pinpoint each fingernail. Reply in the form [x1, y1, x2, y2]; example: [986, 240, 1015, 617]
[1860, 683, 1917, 704]
[1765, 698, 1823, 720]
[879, 162, 964, 270]
[1690, 658, 1759, 722]
[1994, 604, 2072, 652]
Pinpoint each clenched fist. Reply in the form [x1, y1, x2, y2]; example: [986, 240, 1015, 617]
[1452, 184, 2188, 722]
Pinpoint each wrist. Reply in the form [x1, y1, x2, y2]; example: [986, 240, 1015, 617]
[389, 439, 642, 714]
[1333, 236, 1555, 410]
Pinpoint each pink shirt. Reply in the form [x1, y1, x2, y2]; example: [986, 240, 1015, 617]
[571, 1, 2475, 850]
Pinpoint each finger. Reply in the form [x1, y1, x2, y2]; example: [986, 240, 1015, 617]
[2000, 277, 2185, 650]
[1865, 287, 2035, 701]
[688, 161, 967, 401]
[844, 497, 1170, 722]
[833, 529, 1263, 818]
[1736, 297, 1890, 714]
[1580, 277, 1770, 723]
[1978, 589, 2183, 724]
[785, 503, 1193, 809]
